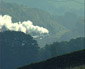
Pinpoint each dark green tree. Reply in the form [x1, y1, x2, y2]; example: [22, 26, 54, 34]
[0, 31, 40, 69]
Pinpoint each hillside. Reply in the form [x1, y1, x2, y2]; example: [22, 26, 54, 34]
[0, 2, 84, 47]
[0, 2, 70, 47]
[0, 1, 84, 69]
[0, 31, 84, 69]
[0, 2, 68, 35]
[39, 37, 85, 60]
[3, 0, 84, 16]
[18, 49, 85, 69]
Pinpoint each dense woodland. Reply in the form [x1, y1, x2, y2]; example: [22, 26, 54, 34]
[0, 31, 40, 69]
[0, 31, 85, 69]
[39, 36, 85, 60]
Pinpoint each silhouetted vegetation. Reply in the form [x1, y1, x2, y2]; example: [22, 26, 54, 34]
[0, 31, 84, 69]
[0, 31, 40, 69]
[39, 37, 85, 60]
[18, 49, 85, 69]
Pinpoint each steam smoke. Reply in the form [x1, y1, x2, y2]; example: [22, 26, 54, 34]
[0, 15, 49, 38]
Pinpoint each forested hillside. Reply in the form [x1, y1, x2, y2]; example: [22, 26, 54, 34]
[0, 31, 84, 69]
[18, 49, 85, 69]
[39, 37, 85, 60]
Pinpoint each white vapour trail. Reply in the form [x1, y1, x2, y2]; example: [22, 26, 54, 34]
[0, 15, 49, 37]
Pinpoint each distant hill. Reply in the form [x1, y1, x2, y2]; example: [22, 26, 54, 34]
[2, 0, 84, 16]
[0, 2, 84, 47]
[0, 2, 69, 46]
[18, 49, 85, 69]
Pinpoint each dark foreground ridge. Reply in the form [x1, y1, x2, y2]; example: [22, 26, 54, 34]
[18, 49, 85, 69]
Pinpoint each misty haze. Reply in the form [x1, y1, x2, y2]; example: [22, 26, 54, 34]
[0, 0, 85, 69]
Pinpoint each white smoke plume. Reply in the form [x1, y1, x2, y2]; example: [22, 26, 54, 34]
[0, 15, 49, 38]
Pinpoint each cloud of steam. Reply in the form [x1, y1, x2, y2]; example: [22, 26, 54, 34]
[0, 15, 49, 38]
